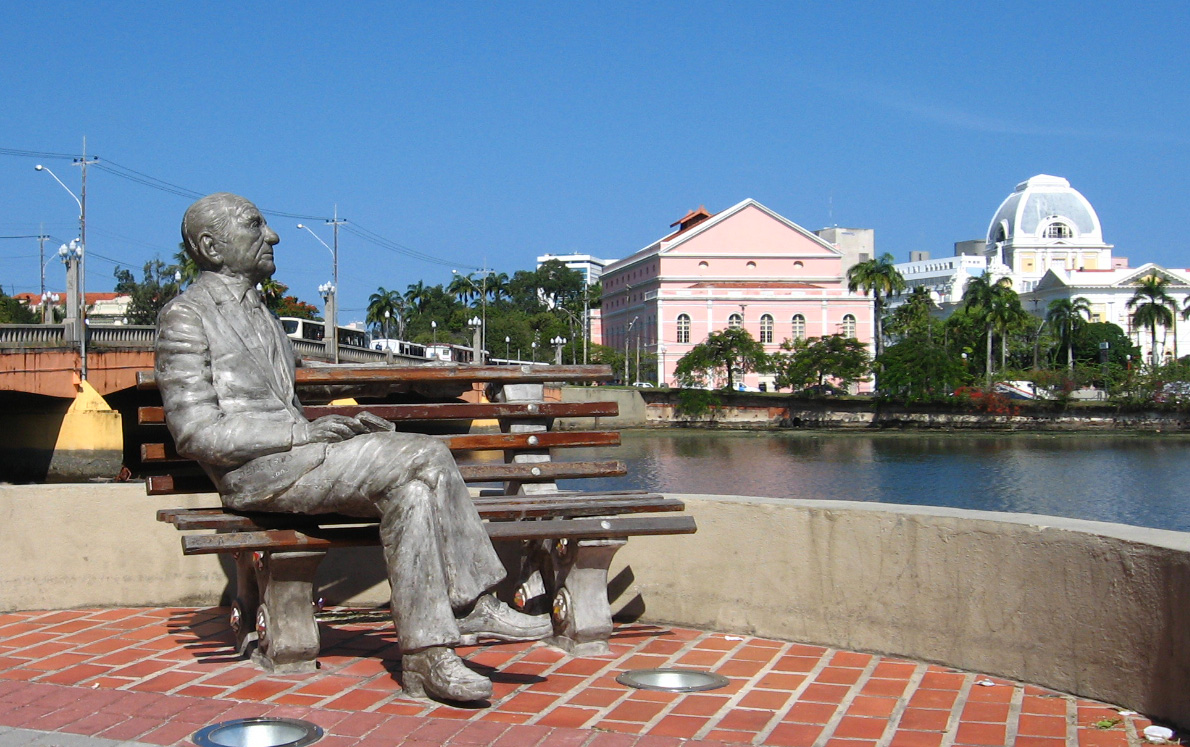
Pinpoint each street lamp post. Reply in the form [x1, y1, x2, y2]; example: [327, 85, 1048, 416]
[43, 292, 60, 325]
[431, 320, 437, 348]
[625, 316, 638, 384]
[36, 162, 90, 379]
[468, 316, 482, 363]
[318, 282, 337, 362]
[298, 214, 344, 363]
[505, 336, 511, 362]
[551, 336, 567, 365]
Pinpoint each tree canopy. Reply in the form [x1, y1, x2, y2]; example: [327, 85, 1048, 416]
[673, 327, 768, 390]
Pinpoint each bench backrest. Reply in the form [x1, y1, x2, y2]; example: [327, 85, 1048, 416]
[137, 364, 625, 497]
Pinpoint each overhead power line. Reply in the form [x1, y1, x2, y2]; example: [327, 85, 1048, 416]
[9, 145, 484, 273]
[343, 223, 481, 271]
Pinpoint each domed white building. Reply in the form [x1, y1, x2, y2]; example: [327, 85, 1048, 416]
[895, 174, 1190, 365]
[986, 174, 1116, 293]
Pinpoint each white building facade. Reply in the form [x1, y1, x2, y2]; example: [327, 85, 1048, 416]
[894, 174, 1189, 365]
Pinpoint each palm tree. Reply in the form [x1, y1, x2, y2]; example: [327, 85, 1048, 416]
[404, 281, 429, 314]
[1046, 297, 1092, 372]
[1127, 275, 1177, 366]
[447, 274, 475, 305]
[988, 283, 1027, 371]
[367, 287, 405, 340]
[956, 271, 1013, 383]
[846, 253, 906, 362]
[487, 272, 510, 304]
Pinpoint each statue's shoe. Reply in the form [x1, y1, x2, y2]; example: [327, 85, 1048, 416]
[401, 646, 493, 703]
[457, 593, 553, 644]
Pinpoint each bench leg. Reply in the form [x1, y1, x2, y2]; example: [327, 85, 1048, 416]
[250, 550, 326, 674]
[231, 551, 260, 657]
[546, 537, 627, 656]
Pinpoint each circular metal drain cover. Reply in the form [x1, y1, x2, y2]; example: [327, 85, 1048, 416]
[192, 717, 323, 747]
[616, 668, 730, 692]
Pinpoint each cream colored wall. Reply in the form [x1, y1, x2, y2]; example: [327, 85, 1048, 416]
[3, 485, 1187, 729]
[612, 495, 1190, 730]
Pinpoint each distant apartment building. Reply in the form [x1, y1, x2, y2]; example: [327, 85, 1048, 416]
[536, 253, 608, 285]
[600, 199, 871, 390]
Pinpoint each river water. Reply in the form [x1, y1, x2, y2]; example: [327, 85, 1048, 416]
[557, 430, 1190, 533]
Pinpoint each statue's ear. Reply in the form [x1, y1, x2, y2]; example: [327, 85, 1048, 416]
[195, 231, 222, 269]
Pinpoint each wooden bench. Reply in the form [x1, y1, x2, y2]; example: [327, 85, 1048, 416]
[137, 363, 696, 673]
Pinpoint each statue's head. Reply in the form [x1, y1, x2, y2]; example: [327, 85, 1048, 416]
[182, 193, 279, 284]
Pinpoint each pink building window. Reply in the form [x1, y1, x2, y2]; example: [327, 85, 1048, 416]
[728, 313, 743, 330]
[842, 314, 857, 338]
[760, 314, 774, 343]
[676, 314, 691, 344]
[792, 314, 806, 340]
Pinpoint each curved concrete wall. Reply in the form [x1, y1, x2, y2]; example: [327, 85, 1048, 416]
[611, 495, 1190, 730]
[2, 486, 1187, 729]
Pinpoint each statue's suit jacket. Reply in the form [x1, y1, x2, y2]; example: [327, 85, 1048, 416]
[155, 272, 328, 506]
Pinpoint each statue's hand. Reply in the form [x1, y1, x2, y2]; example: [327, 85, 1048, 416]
[305, 414, 369, 443]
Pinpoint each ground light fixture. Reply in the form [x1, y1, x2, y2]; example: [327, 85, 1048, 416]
[616, 668, 729, 693]
[191, 717, 323, 747]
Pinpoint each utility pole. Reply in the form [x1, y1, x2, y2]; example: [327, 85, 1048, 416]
[327, 206, 345, 365]
[38, 226, 46, 307]
[74, 138, 97, 380]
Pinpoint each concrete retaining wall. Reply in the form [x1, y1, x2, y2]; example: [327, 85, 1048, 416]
[2, 485, 1187, 729]
[612, 496, 1190, 730]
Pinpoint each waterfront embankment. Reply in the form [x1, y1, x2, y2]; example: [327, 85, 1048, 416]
[557, 386, 1190, 431]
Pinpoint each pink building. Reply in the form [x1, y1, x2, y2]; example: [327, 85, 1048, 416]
[600, 199, 872, 390]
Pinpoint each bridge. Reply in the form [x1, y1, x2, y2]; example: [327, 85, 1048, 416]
[0, 324, 405, 399]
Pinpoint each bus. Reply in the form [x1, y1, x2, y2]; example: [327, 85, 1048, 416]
[279, 317, 369, 350]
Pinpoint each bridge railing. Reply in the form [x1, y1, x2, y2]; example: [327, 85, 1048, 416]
[0, 324, 160, 349]
[0, 324, 68, 347]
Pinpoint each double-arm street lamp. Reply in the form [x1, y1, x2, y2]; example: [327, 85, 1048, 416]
[36, 163, 88, 379]
[298, 216, 343, 364]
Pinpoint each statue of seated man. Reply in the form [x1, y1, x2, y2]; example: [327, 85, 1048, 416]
[155, 192, 550, 703]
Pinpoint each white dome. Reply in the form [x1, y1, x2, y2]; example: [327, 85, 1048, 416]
[986, 174, 1104, 246]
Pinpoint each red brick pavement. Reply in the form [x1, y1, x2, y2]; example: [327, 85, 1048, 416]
[0, 607, 1175, 746]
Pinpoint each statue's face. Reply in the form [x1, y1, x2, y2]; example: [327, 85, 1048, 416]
[215, 200, 279, 283]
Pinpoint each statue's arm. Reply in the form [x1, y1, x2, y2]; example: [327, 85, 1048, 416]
[156, 302, 298, 468]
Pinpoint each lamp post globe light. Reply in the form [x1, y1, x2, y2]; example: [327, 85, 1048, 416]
[505, 336, 510, 362]
[468, 316, 482, 363]
[551, 336, 567, 365]
[37, 164, 88, 379]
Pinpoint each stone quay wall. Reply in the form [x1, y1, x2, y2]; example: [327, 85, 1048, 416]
[556, 386, 1190, 431]
[2, 484, 1188, 728]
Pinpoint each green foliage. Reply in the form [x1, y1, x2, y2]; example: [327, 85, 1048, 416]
[114, 258, 184, 325]
[257, 279, 321, 320]
[876, 334, 968, 401]
[0, 290, 38, 323]
[771, 334, 870, 392]
[673, 327, 768, 390]
[1072, 322, 1138, 368]
[367, 287, 406, 339]
[674, 388, 722, 419]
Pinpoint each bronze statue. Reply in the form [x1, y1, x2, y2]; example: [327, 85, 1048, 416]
[155, 193, 550, 703]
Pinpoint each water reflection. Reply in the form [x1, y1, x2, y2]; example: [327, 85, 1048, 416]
[560, 430, 1190, 532]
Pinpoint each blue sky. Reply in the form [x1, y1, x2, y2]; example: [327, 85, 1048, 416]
[2, 1, 1186, 323]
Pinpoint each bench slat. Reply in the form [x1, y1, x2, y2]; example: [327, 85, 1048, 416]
[139, 401, 619, 427]
[156, 490, 655, 525]
[180, 515, 697, 555]
[138, 364, 613, 390]
[141, 431, 620, 464]
[161, 494, 681, 530]
[145, 460, 626, 496]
